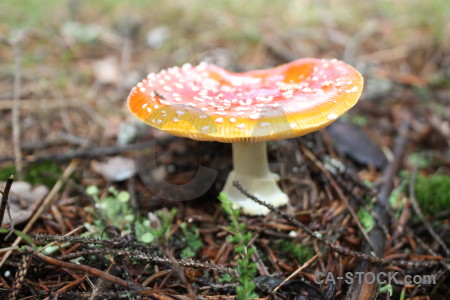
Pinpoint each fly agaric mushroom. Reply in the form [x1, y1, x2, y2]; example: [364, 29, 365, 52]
[128, 58, 363, 215]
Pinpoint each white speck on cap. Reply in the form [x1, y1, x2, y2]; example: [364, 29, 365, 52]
[182, 63, 192, 70]
[327, 113, 339, 120]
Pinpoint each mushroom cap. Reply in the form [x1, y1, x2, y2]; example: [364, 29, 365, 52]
[128, 58, 363, 143]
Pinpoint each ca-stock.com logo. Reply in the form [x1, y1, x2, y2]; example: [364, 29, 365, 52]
[314, 271, 437, 285]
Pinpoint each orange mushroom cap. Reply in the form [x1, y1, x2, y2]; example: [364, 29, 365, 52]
[128, 58, 363, 143]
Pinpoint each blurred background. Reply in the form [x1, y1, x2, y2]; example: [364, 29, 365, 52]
[0, 0, 448, 159]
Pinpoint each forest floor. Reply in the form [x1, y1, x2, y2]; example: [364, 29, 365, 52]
[0, 1, 449, 299]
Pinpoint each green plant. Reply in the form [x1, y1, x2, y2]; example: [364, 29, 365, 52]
[0, 228, 37, 250]
[135, 207, 178, 244]
[180, 222, 203, 259]
[219, 192, 258, 300]
[357, 207, 375, 233]
[378, 284, 393, 297]
[407, 152, 434, 169]
[85, 185, 177, 244]
[389, 179, 408, 219]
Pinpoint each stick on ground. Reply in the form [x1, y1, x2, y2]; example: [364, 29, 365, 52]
[345, 119, 410, 300]
[0, 175, 14, 228]
[0, 160, 78, 269]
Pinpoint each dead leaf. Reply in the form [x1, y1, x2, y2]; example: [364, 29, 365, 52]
[91, 156, 137, 182]
[325, 121, 387, 169]
[0, 181, 48, 226]
[92, 56, 120, 84]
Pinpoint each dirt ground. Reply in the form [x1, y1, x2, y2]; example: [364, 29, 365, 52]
[0, 1, 449, 299]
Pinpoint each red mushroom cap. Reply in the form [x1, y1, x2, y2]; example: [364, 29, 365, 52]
[128, 58, 363, 142]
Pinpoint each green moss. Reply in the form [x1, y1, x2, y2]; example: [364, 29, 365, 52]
[415, 174, 450, 215]
[180, 222, 203, 259]
[24, 161, 62, 187]
[0, 166, 17, 180]
[0, 161, 61, 187]
[276, 240, 314, 264]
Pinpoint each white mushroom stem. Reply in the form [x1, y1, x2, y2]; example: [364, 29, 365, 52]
[221, 142, 289, 215]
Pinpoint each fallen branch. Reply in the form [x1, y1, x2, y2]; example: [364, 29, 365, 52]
[232, 181, 445, 269]
[34, 251, 139, 290]
[0, 138, 176, 163]
[61, 248, 239, 277]
[300, 145, 375, 250]
[32, 233, 239, 277]
[345, 119, 409, 300]
[0, 175, 14, 228]
[10, 254, 32, 300]
[0, 98, 83, 111]
[10, 32, 25, 179]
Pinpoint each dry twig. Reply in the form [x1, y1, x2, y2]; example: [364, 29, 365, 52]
[9, 32, 25, 179]
[0, 139, 175, 163]
[34, 251, 139, 290]
[0, 160, 78, 269]
[0, 175, 14, 228]
[10, 254, 32, 300]
[345, 119, 409, 300]
[232, 181, 445, 269]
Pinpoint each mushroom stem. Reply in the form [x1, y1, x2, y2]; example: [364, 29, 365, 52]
[222, 142, 289, 215]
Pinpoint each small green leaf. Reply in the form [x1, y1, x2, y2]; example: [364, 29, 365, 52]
[379, 284, 393, 296]
[117, 191, 130, 203]
[357, 207, 375, 232]
[219, 273, 233, 283]
[140, 232, 154, 243]
[0, 228, 38, 250]
[86, 185, 100, 197]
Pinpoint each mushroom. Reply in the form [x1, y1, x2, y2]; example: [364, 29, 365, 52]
[128, 58, 363, 215]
